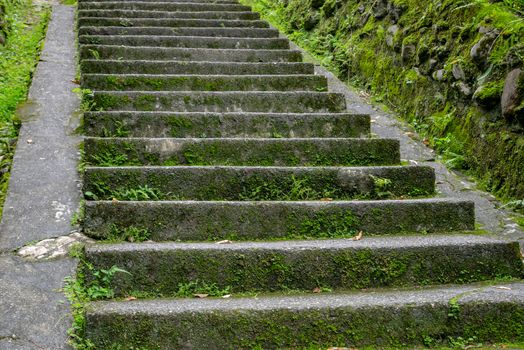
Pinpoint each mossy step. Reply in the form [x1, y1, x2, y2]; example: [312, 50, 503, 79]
[82, 74, 326, 91]
[83, 236, 522, 297]
[79, 0, 241, 3]
[78, 26, 279, 38]
[78, 9, 259, 19]
[92, 91, 346, 113]
[80, 45, 302, 62]
[83, 111, 370, 138]
[81, 60, 314, 75]
[84, 282, 524, 349]
[79, 35, 290, 50]
[77, 18, 269, 28]
[78, 1, 251, 11]
[84, 137, 399, 166]
[84, 165, 432, 201]
[83, 198, 475, 240]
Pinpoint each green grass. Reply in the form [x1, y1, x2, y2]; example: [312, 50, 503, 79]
[0, 0, 50, 219]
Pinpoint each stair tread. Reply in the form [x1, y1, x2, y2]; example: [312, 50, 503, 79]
[88, 282, 524, 312]
[86, 234, 513, 252]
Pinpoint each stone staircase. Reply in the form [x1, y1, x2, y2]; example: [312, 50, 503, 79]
[77, 0, 524, 348]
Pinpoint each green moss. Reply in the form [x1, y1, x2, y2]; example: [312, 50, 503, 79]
[241, 0, 524, 200]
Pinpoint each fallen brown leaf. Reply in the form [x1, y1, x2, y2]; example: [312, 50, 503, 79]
[112, 198, 119, 203]
[125, 296, 137, 301]
[71, 79, 81, 85]
[312, 287, 321, 293]
[193, 294, 209, 298]
[352, 231, 363, 241]
[320, 198, 333, 201]
[216, 240, 233, 244]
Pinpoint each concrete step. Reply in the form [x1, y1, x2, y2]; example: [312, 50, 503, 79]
[78, 9, 260, 19]
[83, 165, 432, 201]
[78, 26, 280, 37]
[92, 91, 346, 113]
[83, 137, 399, 166]
[77, 17, 269, 28]
[78, 1, 251, 11]
[79, 0, 241, 3]
[79, 35, 290, 49]
[82, 74, 326, 91]
[79, 45, 302, 62]
[82, 236, 522, 297]
[78, 0, 239, 5]
[84, 282, 524, 349]
[80, 60, 314, 75]
[83, 198, 475, 240]
[83, 111, 370, 138]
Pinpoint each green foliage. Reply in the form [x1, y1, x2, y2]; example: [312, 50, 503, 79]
[239, 175, 338, 201]
[85, 184, 166, 201]
[106, 225, 151, 243]
[0, 0, 50, 219]
[63, 249, 130, 349]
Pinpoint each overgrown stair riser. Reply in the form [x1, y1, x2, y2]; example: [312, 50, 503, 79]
[83, 199, 475, 240]
[80, 61, 315, 75]
[78, 26, 280, 37]
[83, 137, 399, 165]
[79, 45, 303, 61]
[83, 237, 522, 296]
[92, 91, 347, 112]
[77, 10, 260, 19]
[77, 18, 270, 28]
[84, 285, 524, 349]
[83, 112, 371, 138]
[77, 2, 252, 11]
[78, 35, 290, 49]
[81, 74, 327, 91]
[77, 0, 524, 347]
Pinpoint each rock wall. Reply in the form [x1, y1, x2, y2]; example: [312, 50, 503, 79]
[249, 0, 524, 199]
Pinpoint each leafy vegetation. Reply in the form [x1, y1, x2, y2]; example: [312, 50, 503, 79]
[63, 247, 130, 349]
[0, 0, 50, 218]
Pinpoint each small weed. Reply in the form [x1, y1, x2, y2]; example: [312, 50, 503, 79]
[63, 249, 130, 349]
[88, 49, 100, 60]
[72, 88, 96, 112]
[89, 150, 129, 167]
[106, 225, 151, 243]
[239, 175, 338, 201]
[71, 200, 85, 226]
[448, 297, 461, 320]
[371, 175, 393, 198]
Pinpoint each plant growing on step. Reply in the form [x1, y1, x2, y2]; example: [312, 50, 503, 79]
[89, 149, 130, 167]
[239, 175, 338, 201]
[106, 225, 151, 243]
[63, 248, 130, 349]
[72, 88, 96, 112]
[101, 121, 129, 138]
[371, 175, 393, 199]
[85, 184, 167, 201]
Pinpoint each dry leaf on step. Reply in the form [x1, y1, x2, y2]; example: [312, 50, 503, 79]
[193, 294, 209, 298]
[312, 287, 321, 293]
[352, 231, 363, 241]
[216, 240, 233, 244]
[125, 296, 137, 301]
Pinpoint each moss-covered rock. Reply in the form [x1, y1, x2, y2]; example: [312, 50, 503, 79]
[243, 0, 524, 199]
